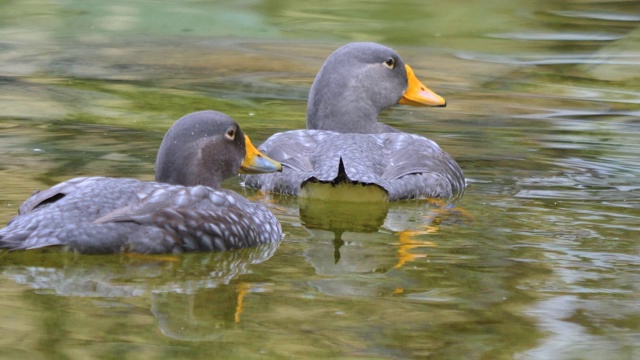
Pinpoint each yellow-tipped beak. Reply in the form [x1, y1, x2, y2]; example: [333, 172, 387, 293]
[398, 64, 446, 107]
[240, 135, 283, 174]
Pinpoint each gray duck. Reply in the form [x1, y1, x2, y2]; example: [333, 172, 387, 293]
[0, 110, 283, 254]
[244, 42, 465, 201]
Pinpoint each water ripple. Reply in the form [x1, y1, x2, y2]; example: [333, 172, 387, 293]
[456, 52, 640, 66]
[487, 32, 625, 41]
[550, 10, 640, 22]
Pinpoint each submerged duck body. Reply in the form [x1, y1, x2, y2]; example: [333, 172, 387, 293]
[245, 42, 465, 201]
[0, 111, 283, 254]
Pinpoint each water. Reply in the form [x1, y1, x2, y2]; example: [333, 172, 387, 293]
[0, 0, 639, 359]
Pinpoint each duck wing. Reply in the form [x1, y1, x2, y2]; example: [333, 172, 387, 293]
[244, 130, 329, 194]
[17, 177, 102, 215]
[95, 185, 282, 253]
[1, 177, 143, 251]
[2, 179, 281, 253]
[246, 131, 465, 201]
[379, 133, 465, 200]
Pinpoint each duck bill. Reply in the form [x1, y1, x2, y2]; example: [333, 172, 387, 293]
[398, 64, 447, 107]
[240, 135, 283, 174]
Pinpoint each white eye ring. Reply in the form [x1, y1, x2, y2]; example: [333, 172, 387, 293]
[383, 57, 395, 69]
[225, 128, 236, 140]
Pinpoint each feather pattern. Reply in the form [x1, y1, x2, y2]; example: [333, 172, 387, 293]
[244, 42, 465, 201]
[245, 130, 464, 201]
[1, 111, 283, 254]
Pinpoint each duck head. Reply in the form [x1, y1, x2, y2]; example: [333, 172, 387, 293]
[306, 42, 446, 134]
[155, 110, 282, 188]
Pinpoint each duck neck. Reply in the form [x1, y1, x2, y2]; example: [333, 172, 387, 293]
[307, 97, 384, 133]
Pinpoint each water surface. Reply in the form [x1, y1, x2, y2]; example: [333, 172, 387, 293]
[0, 0, 639, 359]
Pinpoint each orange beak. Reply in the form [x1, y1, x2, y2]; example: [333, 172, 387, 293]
[240, 135, 283, 174]
[398, 64, 446, 107]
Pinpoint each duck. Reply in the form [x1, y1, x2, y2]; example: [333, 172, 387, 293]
[0, 110, 283, 254]
[244, 42, 465, 201]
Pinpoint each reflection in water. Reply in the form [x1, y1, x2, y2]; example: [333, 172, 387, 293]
[299, 198, 389, 263]
[1, 0, 640, 358]
[0, 242, 279, 341]
[299, 197, 389, 235]
[300, 195, 473, 263]
[301, 198, 474, 297]
[151, 283, 257, 341]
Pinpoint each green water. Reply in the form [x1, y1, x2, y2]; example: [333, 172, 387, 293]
[1, 0, 639, 359]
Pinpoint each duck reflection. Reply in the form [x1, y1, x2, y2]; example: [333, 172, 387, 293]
[299, 197, 389, 263]
[299, 198, 473, 296]
[0, 241, 279, 341]
[150, 281, 264, 341]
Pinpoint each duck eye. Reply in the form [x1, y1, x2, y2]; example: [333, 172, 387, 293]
[383, 58, 395, 69]
[225, 128, 236, 140]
